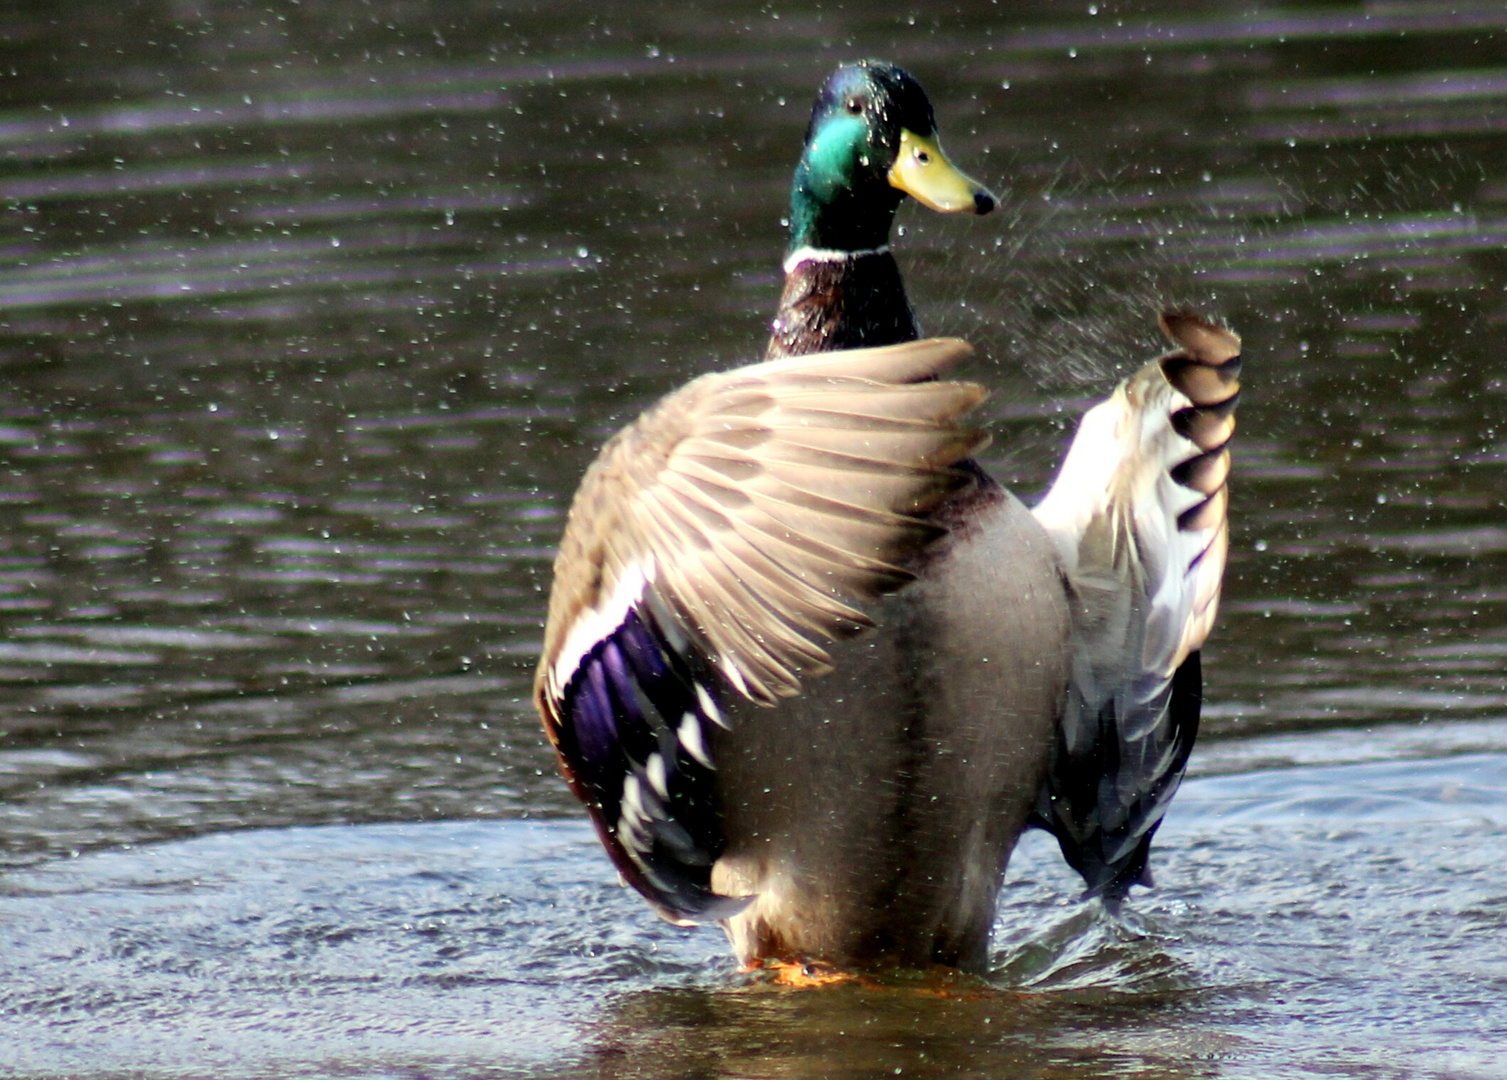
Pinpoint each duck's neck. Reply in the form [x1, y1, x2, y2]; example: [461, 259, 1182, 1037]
[765, 246, 919, 359]
[767, 158, 917, 359]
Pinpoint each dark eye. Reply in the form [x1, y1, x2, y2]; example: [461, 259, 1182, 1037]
[845, 96, 863, 115]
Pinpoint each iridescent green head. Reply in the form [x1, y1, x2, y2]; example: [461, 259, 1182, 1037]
[786, 60, 996, 256]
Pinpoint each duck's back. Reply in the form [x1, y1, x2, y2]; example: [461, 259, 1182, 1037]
[711, 471, 1071, 971]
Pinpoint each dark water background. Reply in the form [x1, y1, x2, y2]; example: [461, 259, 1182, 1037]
[1, 2, 1505, 1077]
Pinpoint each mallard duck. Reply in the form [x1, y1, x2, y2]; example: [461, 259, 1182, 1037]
[535, 61, 1241, 973]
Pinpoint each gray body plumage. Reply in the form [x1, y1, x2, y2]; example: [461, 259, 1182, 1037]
[712, 479, 1070, 969]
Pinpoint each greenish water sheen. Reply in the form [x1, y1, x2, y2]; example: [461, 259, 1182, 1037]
[0, 2, 1504, 1077]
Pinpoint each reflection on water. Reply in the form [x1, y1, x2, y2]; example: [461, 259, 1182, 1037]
[1, 0, 1506, 1076]
[2, 731, 1503, 1078]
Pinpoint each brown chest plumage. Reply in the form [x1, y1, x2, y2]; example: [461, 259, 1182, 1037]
[766, 251, 920, 359]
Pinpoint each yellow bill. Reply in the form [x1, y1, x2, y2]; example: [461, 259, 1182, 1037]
[887, 129, 996, 215]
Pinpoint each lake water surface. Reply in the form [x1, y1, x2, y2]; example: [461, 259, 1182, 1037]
[1, 2, 1505, 1077]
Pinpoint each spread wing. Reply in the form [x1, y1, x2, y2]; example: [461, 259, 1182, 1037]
[534, 338, 989, 924]
[1031, 312, 1241, 905]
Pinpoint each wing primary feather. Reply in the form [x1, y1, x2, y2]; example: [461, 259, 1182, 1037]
[1032, 311, 1239, 905]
